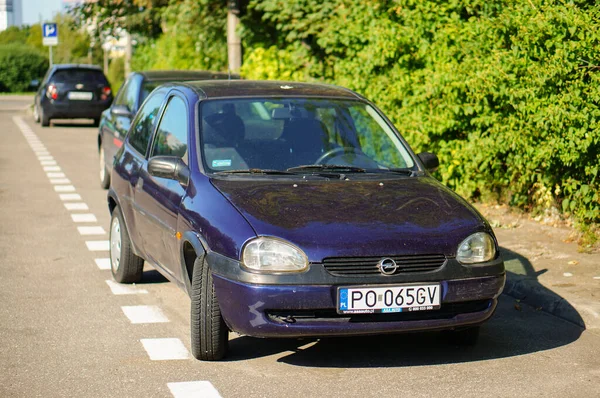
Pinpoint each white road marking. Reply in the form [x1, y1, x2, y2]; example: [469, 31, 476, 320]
[594, 276, 600, 280]
[141, 338, 189, 360]
[38, 156, 53, 160]
[50, 178, 71, 184]
[85, 240, 109, 251]
[64, 202, 89, 211]
[54, 185, 76, 193]
[59, 193, 82, 201]
[168, 381, 222, 398]
[44, 166, 61, 172]
[94, 258, 111, 270]
[40, 160, 57, 166]
[35, 151, 50, 156]
[563, 272, 573, 277]
[77, 226, 106, 235]
[121, 305, 169, 324]
[47, 172, 65, 178]
[105, 280, 148, 295]
[72, 214, 98, 222]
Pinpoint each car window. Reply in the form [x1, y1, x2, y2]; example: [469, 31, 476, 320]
[150, 96, 188, 163]
[128, 92, 164, 156]
[50, 69, 109, 85]
[113, 79, 131, 107]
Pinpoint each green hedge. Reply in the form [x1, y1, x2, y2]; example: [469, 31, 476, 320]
[240, 0, 599, 241]
[0, 44, 48, 93]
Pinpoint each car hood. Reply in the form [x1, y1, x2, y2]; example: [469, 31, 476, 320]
[210, 176, 487, 262]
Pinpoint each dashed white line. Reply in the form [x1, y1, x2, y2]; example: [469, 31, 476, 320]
[72, 214, 98, 223]
[121, 305, 169, 324]
[50, 178, 71, 184]
[44, 166, 61, 172]
[47, 172, 66, 178]
[563, 272, 573, 277]
[59, 193, 82, 201]
[85, 240, 109, 251]
[64, 202, 89, 211]
[141, 338, 189, 360]
[37, 156, 53, 161]
[594, 276, 600, 280]
[77, 226, 106, 236]
[94, 258, 111, 270]
[40, 160, 57, 166]
[105, 280, 148, 295]
[168, 382, 222, 398]
[54, 185, 76, 193]
[35, 151, 50, 156]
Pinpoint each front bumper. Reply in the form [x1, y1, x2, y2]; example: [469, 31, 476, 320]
[213, 273, 505, 338]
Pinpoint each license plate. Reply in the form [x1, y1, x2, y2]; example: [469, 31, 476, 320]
[337, 283, 441, 314]
[68, 92, 93, 100]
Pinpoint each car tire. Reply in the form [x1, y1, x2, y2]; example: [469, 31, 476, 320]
[33, 104, 40, 123]
[109, 206, 144, 283]
[92, 118, 100, 127]
[190, 257, 228, 361]
[41, 108, 50, 127]
[445, 326, 480, 346]
[99, 146, 110, 189]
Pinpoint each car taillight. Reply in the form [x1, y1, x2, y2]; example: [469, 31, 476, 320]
[101, 86, 112, 101]
[46, 84, 58, 100]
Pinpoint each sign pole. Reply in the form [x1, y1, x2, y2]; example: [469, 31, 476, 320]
[49, 46, 53, 67]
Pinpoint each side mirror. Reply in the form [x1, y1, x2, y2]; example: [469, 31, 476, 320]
[30, 79, 40, 89]
[148, 156, 190, 187]
[417, 152, 440, 172]
[111, 104, 133, 118]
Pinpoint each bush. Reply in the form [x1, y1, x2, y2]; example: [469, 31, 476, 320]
[107, 56, 125, 93]
[0, 44, 48, 92]
[241, 0, 600, 241]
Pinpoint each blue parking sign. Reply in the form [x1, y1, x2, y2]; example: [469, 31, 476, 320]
[42, 23, 58, 46]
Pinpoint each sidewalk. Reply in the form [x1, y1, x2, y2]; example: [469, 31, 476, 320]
[476, 203, 600, 329]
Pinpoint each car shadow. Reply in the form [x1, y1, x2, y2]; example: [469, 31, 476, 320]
[224, 294, 583, 367]
[139, 268, 169, 285]
[500, 246, 585, 328]
[51, 119, 97, 128]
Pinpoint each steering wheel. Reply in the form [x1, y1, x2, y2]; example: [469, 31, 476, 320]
[314, 147, 371, 165]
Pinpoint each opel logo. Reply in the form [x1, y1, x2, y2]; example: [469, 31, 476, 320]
[76, 83, 84, 89]
[378, 258, 398, 275]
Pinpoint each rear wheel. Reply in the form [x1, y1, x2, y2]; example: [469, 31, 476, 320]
[109, 206, 144, 283]
[99, 146, 110, 189]
[41, 108, 50, 127]
[445, 326, 480, 346]
[190, 257, 228, 361]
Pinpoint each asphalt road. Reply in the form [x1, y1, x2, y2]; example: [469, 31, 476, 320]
[1, 99, 599, 397]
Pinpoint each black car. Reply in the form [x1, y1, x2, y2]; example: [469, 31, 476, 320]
[98, 70, 234, 188]
[33, 64, 113, 127]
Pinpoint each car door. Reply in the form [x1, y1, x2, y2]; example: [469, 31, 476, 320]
[133, 93, 189, 280]
[117, 89, 167, 256]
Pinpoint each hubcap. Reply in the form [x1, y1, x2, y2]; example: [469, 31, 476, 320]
[110, 216, 121, 273]
[99, 148, 105, 182]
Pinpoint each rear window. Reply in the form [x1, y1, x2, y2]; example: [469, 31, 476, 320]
[51, 69, 109, 85]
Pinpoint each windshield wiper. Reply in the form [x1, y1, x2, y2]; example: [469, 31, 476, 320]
[286, 164, 366, 173]
[214, 168, 295, 175]
[378, 168, 414, 176]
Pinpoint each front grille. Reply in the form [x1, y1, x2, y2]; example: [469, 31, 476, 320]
[322, 254, 446, 276]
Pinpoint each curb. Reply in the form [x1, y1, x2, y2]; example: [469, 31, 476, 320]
[503, 272, 585, 328]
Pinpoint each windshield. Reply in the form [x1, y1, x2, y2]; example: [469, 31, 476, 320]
[199, 98, 415, 174]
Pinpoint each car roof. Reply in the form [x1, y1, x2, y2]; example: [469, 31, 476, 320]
[178, 80, 361, 100]
[137, 70, 235, 82]
[51, 64, 104, 72]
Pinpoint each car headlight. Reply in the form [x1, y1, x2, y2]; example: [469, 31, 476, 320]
[242, 237, 308, 273]
[457, 232, 496, 264]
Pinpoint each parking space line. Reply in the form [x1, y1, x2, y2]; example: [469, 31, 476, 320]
[77, 226, 106, 236]
[64, 203, 89, 211]
[94, 258, 111, 270]
[167, 382, 222, 398]
[72, 214, 98, 223]
[54, 185, 76, 193]
[59, 193, 82, 201]
[85, 240, 109, 251]
[121, 305, 170, 324]
[50, 178, 71, 184]
[105, 280, 148, 295]
[140, 338, 189, 360]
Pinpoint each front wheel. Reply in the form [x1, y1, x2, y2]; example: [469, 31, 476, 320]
[109, 206, 144, 283]
[99, 146, 110, 189]
[190, 257, 228, 361]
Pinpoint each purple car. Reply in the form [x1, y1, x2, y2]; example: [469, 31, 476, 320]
[108, 80, 505, 360]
